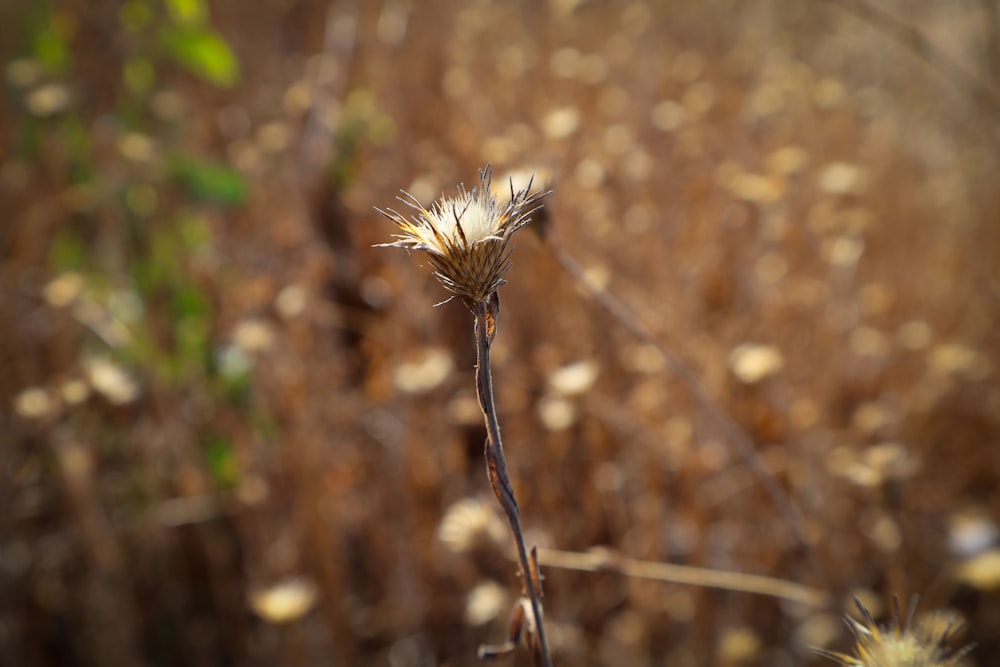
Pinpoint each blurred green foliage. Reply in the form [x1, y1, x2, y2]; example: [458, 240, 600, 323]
[164, 0, 208, 27]
[32, 11, 71, 75]
[161, 0, 240, 87]
[12, 0, 260, 489]
[170, 156, 247, 205]
[162, 28, 240, 88]
[204, 434, 239, 488]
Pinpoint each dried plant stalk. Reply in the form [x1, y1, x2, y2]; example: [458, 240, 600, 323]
[472, 297, 551, 665]
[378, 166, 552, 666]
[535, 547, 829, 608]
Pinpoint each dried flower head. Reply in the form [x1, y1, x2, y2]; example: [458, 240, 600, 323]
[817, 597, 973, 667]
[376, 165, 547, 305]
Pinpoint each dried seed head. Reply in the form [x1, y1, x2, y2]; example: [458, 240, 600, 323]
[376, 165, 547, 305]
[817, 597, 973, 667]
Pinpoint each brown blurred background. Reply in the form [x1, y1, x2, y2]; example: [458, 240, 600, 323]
[2, 0, 999, 665]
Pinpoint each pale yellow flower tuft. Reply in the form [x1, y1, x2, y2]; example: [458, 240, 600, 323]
[249, 577, 318, 625]
[376, 165, 547, 304]
[817, 597, 973, 667]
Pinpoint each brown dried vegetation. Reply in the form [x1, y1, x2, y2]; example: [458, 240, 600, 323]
[2, 1, 999, 666]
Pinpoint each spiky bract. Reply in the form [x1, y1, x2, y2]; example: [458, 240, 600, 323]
[376, 165, 547, 305]
[817, 597, 973, 667]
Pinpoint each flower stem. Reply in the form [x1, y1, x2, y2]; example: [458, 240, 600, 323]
[473, 300, 553, 667]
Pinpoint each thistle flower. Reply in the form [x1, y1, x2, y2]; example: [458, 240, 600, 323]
[376, 165, 547, 305]
[377, 165, 555, 666]
[817, 597, 973, 667]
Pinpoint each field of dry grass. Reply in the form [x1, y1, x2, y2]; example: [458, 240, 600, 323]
[3, 1, 999, 665]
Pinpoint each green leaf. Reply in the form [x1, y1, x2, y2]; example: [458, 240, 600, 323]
[49, 229, 85, 271]
[172, 282, 210, 320]
[164, 0, 207, 27]
[204, 435, 238, 487]
[170, 155, 247, 206]
[179, 214, 212, 252]
[34, 15, 70, 75]
[163, 27, 239, 88]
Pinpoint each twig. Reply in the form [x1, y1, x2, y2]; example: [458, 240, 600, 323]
[818, 0, 1000, 117]
[473, 298, 553, 667]
[536, 547, 830, 609]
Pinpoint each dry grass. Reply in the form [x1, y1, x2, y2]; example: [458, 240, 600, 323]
[2, 1, 999, 666]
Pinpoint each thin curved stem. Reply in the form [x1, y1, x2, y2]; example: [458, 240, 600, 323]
[535, 547, 830, 609]
[473, 300, 553, 667]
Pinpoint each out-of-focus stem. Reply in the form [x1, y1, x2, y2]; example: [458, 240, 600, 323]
[542, 233, 815, 554]
[473, 300, 553, 667]
[535, 547, 830, 608]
